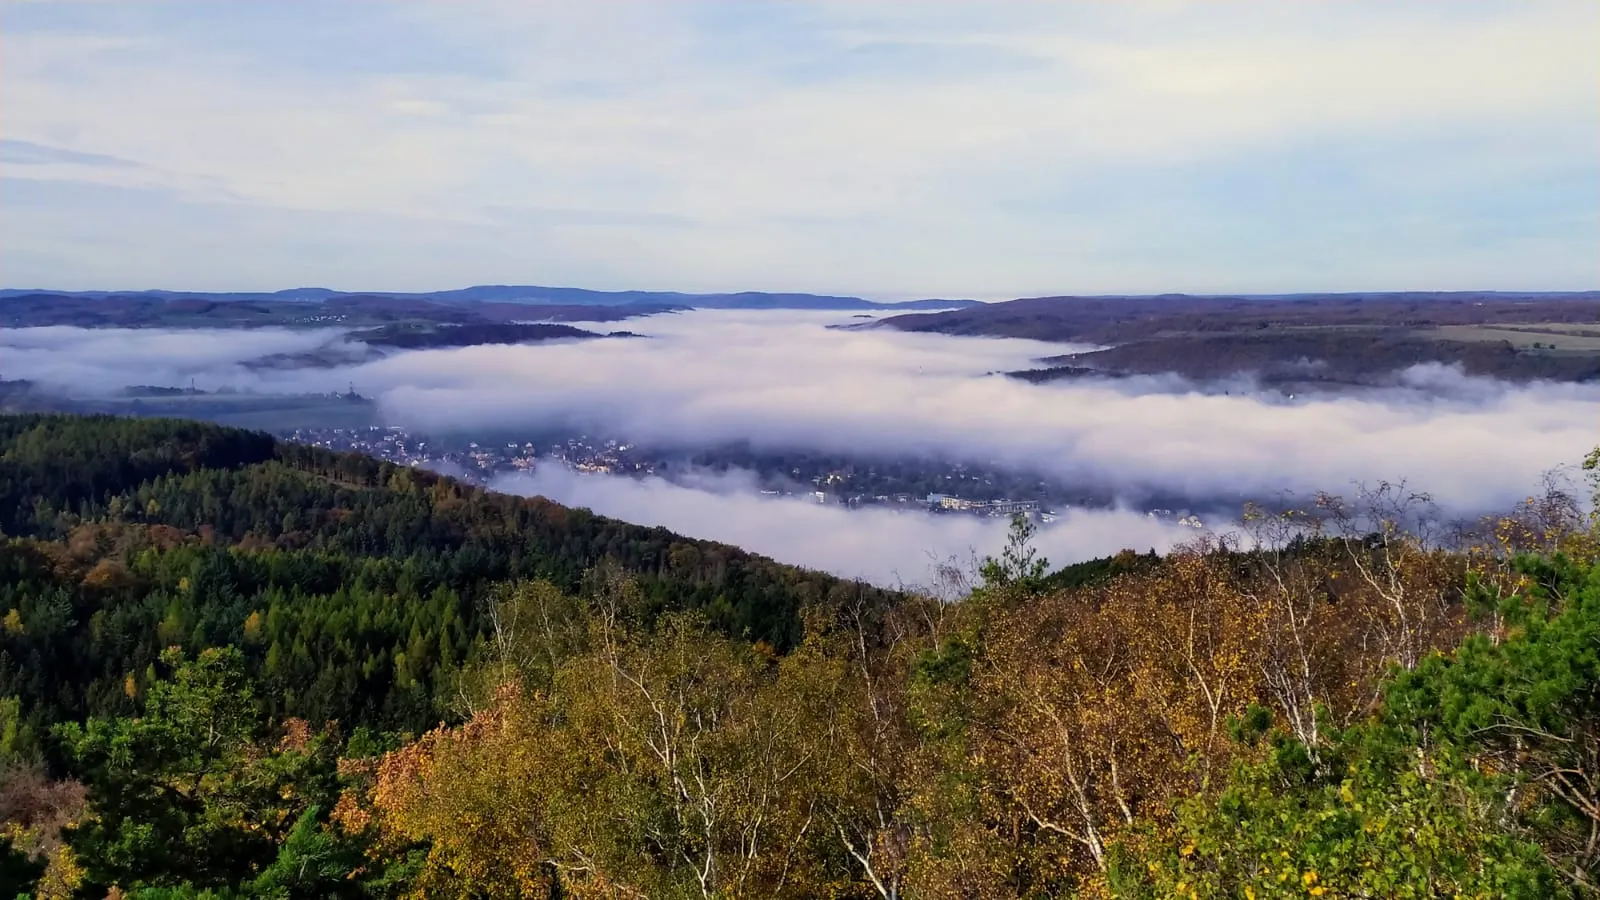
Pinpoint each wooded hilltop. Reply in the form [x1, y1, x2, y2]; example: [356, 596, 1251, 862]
[2, 414, 1598, 898]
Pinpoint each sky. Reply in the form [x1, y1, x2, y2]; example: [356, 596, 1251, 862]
[1, 1, 1596, 297]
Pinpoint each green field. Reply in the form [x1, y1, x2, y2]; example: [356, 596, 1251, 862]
[1430, 323, 1600, 351]
[101, 394, 378, 430]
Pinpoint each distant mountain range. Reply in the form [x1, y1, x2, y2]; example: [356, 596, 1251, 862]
[0, 285, 983, 311]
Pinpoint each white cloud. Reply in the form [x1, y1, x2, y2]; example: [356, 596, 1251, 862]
[491, 465, 1193, 588]
[371, 312, 1600, 513]
[1, 1, 1594, 294]
[4, 311, 1592, 517]
[0, 326, 349, 387]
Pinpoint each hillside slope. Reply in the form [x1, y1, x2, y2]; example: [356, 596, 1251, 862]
[880, 292, 1600, 383]
[0, 414, 891, 733]
[2, 413, 1596, 898]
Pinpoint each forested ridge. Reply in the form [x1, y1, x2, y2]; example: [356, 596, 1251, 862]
[879, 294, 1600, 385]
[2, 413, 1599, 899]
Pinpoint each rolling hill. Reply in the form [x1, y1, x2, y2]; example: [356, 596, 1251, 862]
[879, 292, 1600, 384]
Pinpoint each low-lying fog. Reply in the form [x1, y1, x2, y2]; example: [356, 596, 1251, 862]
[5, 310, 1594, 582]
[492, 466, 1195, 589]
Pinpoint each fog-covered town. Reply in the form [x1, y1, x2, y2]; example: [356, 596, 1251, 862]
[280, 425, 1207, 528]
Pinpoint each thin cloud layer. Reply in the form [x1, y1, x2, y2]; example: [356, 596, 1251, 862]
[2, 2, 1595, 293]
[0, 326, 348, 389]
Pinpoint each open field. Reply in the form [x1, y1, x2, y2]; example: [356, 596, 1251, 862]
[97, 395, 378, 431]
[1429, 324, 1600, 351]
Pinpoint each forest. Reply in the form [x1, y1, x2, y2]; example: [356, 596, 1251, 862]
[346, 323, 619, 350]
[2, 413, 1598, 898]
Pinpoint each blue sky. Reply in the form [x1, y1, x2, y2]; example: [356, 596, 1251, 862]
[1, 1, 1595, 297]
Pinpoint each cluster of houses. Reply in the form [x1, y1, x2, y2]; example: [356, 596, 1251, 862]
[925, 494, 1042, 516]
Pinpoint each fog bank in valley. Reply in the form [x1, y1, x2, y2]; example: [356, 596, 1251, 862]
[375, 314, 1598, 514]
[493, 466, 1197, 588]
[0, 325, 348, 387]
[3, 310, 1594, 520]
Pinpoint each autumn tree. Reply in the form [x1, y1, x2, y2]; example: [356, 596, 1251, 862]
[964, 545, 1262, 891]
[359, 584, 878, 898]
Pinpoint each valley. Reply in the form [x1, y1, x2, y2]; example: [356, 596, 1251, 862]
[3, 1, 1595, 891]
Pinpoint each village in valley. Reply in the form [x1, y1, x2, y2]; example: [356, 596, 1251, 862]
[280, 425, 1210, 528]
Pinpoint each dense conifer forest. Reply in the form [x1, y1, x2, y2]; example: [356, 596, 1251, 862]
[2, 413, 1597, 898]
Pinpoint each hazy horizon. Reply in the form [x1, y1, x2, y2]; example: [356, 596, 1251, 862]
[6, 284, 1600, 301]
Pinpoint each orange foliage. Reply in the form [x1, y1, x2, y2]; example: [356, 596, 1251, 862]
[80, 558, 133, 591]
[947, 521, 1482, 893]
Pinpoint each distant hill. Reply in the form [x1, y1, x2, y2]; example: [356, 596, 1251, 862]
[400, 285, 978, 310]
[0, 292, 695, 330]
[348, 321, 625, 349]
[878, 291, 1600, 384]
[0, 284, 984, 312]
[876, 291, 1600, 342]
